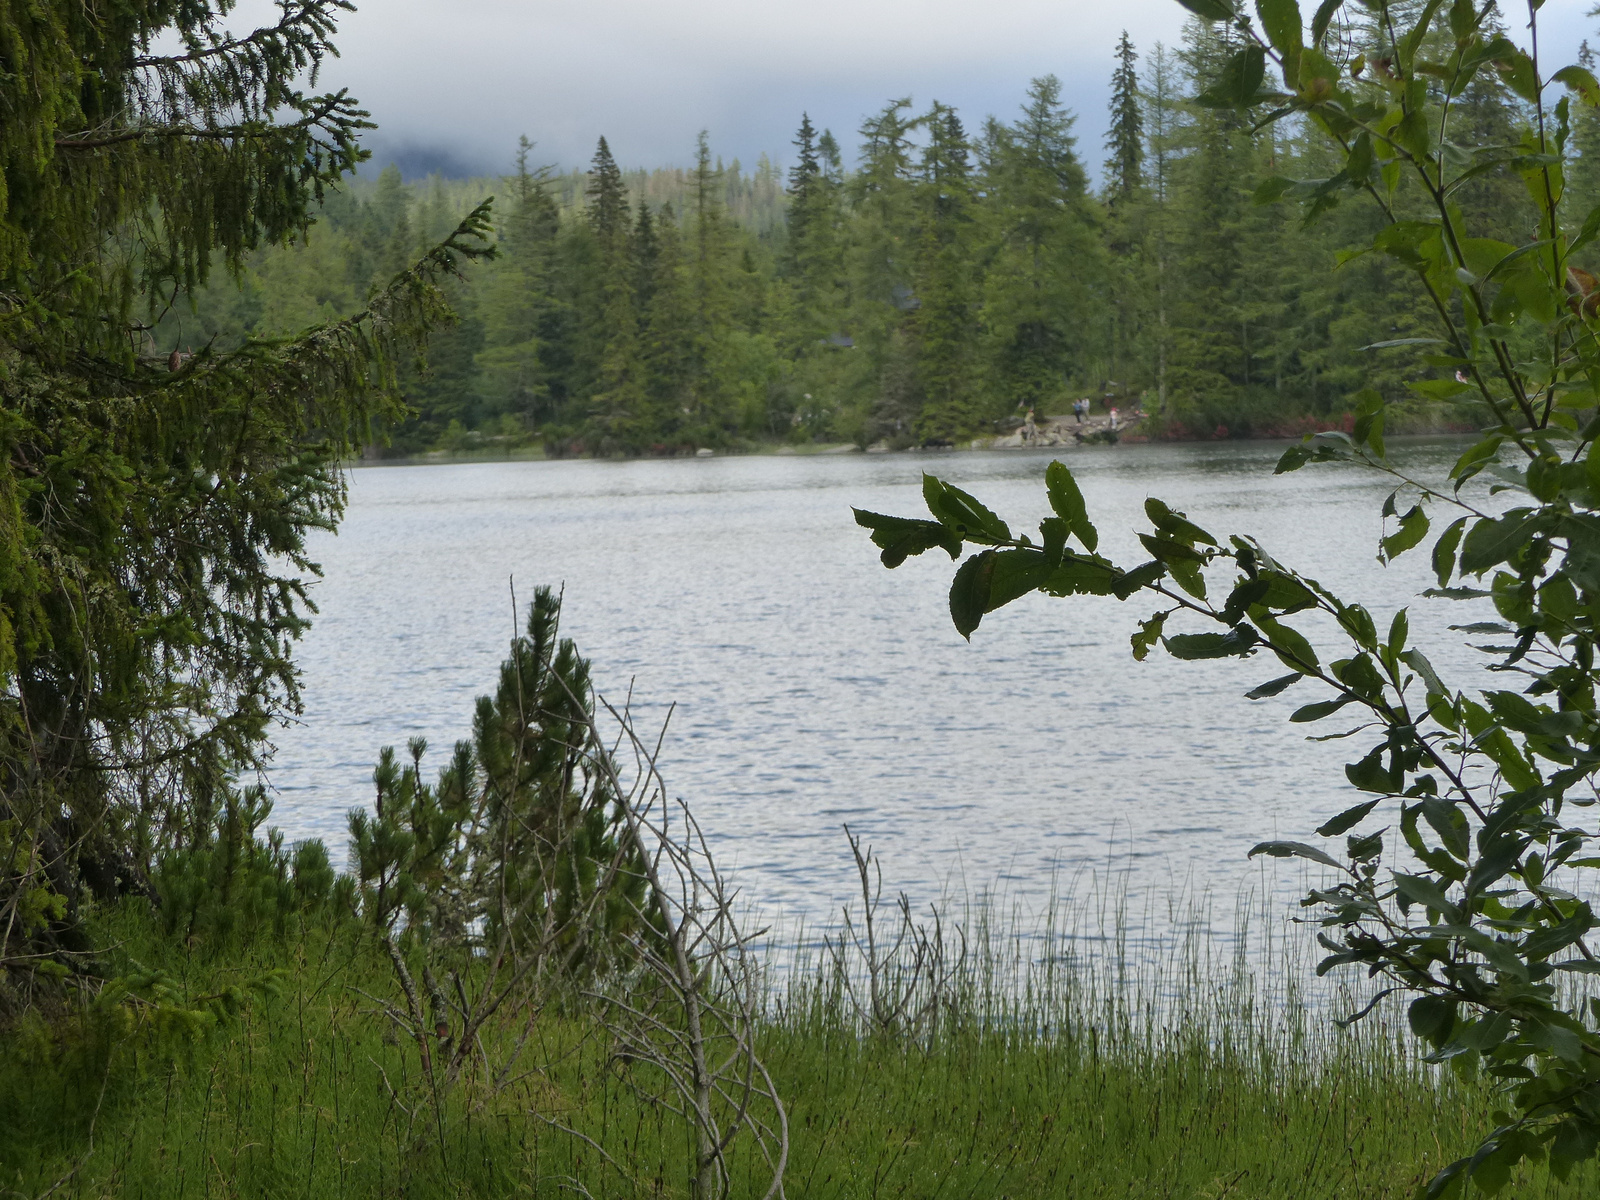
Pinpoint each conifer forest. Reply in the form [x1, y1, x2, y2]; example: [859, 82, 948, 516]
[166, 16, 1579, 456]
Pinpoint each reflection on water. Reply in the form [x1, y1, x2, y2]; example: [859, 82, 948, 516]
[267, 438, 1485, 958]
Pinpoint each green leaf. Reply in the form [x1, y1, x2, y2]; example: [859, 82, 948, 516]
[1246, 672, 1303, 699]
[854, 508, 962, 568]
[1347, 748, 1396, 793]
[1144, 498, 1218, 546]
[1045, 461, 1098, 551]
[1255, 175, 1299, 205]
[1420, 796, 1469, 860]
[1401, 648, 1447, 698]
[1380, 504, 1429, 563]
[1572, 203, 1600, 254]
[1459, 511, 1535, 575]
[1432, 516, 1468, 586]
[1111, 560, 1166, 600]
[1249, 840, 1343, 869]
[1359, 338, 1447, 350]
[1309, 0, 1341, 45]
[1409, 995, 1458, 1045]
[948, 550, 995, 640]
[1177, 0, 1236, 18]
[1387, 608, 1408, 656]
[986, 549, 1054, 610]
[1039, 516, 1068, 568]
[1256, 0, 1302, 55]
[1291, 694, 1358, 722]
[1554, 65, 1600, 107]
[1275, 443, 1313, 473]
[1392, 872, 1461, 921]
[1254, 613, 1320, 672]
[1139, 533, 1206, 564]
[1164, 628, 1259, 660]
[923, 475, 1011, 544]
[1493, 46, 1543, 104]
[1043, 559, 1119, 597]
[1132, 612, 1167, 662]
[1198, 45, 1268, 109]
[1317, 797, 1382, 836]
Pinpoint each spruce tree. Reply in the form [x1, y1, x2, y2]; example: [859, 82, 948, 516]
[477, 137, 561, 427]
[687, 132, 736, 439]
[0, 0, 490, 963]
[850, 98, 922, 441]
[911, 103, 983, 441]
[984, 76, 1102, 415]
[1105, 32, 1145, 205]
[585, 138, 643, 450]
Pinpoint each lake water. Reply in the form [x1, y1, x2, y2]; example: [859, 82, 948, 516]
[266, 439, 1487, 956]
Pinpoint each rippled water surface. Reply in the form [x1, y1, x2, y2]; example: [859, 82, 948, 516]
[268, 439, 1484, 945]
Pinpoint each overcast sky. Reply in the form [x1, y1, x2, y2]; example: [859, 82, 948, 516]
[235, 0, 1596, 182]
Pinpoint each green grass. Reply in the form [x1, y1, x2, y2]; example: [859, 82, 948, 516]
[2, 902, 1595, 1200]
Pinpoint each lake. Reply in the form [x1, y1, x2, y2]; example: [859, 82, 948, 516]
[266, 438, 1486, 956]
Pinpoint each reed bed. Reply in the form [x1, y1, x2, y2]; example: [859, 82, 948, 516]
[2, 877, 1594, 1200]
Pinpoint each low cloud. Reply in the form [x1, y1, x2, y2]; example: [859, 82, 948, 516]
[227, 0, 1593, 180]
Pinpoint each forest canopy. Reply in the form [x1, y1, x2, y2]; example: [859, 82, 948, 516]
[161, 11, 1588, 456]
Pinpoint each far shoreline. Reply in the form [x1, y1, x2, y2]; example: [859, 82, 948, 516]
[347, 425, 1478, 469]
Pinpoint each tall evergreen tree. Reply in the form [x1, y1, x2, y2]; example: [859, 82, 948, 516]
[1105, 32, 1145, 205]
[478, 137, 562, 427]
[912, 103, 983, 440]
[585, 138, 643, 447]
[985, 76, 1103, 413]
[0, 0, 489, 957]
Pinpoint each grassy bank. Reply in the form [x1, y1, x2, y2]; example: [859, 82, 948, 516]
[4, 901, 1595, 1200]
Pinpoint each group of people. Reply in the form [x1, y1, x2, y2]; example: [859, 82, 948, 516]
[1011, 395, 1141, 445]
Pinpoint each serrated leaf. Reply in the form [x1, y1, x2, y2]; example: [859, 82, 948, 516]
[854, 508, 963, 568]
[1555, 64, 1600, 106]
[1045, 460, 1098, 551]
[1164, 628, 1259, 659]
[1380, 504, 1429, 563]
[924, 475, 1011, 544]
[948, 550, 995, 640]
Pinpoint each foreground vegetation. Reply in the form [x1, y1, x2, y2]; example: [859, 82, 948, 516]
[7, 897, 1599, 1200]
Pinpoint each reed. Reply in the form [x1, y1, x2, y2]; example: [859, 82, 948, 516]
[2, 878, 1595, 1200]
